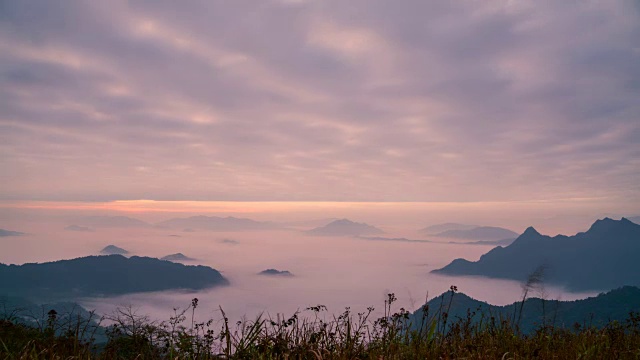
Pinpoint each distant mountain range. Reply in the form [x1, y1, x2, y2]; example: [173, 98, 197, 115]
[0, 255, 228, 299]
[358, 236, 514, 246]
[420, 223, 478, 234]
[452, 238, 516, 246]
[410, 286, 640, 334]
[161, 253, 195, 261]
[432, 218, 640, 291]
[78, 216, 151, 228]
[0, 229, 24, 237]
[100, 245, 129, 255]
[306, 219, 384, 236]
[64, 225, 93, 232]
[157, 216, 276, 231]
[219, 238, 240, 245]
[432, 226, 519, 241]
[358, 236, 434, 244]
[278, 218, 339, 229]
[259, 269, 294, 276]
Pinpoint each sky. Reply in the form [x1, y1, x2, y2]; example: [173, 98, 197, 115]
[1, 0, 639, 207]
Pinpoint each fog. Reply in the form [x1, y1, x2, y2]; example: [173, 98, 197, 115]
[0, 202, 607, 323]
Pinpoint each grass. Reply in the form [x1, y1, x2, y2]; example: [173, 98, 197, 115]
[1, 288, 640, 359]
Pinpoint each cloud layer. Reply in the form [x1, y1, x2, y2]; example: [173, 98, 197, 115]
[1, 0, 639, 203]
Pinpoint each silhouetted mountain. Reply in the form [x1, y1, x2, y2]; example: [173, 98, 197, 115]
[100, 245, 129, 255]
[161, 253, 195, 261]
[64, 225, 93, 232]
[78, 216, 150, 228]
[306, 219, 384, 236]
[433, 226, 519, 241]
[259, 269, 293, 276]
[157, 216, 276, 231]
[0, 229, 24, 237]
[420, 223, 477, 234]
[629, 216, 640, 225]
[0, 255, 228, 299]
[410, 286, 640, 334]
[432, 218, 640, 291]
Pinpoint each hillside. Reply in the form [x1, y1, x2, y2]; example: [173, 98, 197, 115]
[432, 218, 640, 291]
[411, 286, 640, 334]
[0, 255, 228, 299]
[306, 219, 384, 236]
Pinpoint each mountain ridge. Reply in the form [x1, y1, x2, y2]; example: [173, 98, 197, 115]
[0, 255, 228, 300]
[432, 218, 640, 291]
[306, 219, 384, 236]
[410, 286, 640, 334]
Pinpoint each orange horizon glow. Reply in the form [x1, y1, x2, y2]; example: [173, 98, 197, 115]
[0, 197, 620, 214]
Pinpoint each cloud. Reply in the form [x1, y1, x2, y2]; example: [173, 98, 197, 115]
[0, 0, 638, 203]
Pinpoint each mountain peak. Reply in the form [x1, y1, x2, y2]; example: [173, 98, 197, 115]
[432, 218, 640, 291]
[522, 226, 540, 236]
[333, 218, 355, 225]
[306, 219, 383, 236]
[100, 245, 129, 255]
[587, 217, 630, 234]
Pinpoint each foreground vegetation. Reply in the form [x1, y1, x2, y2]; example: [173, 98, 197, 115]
[2, 288, 640, 359]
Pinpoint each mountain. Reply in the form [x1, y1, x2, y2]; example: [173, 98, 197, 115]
[64, 225, 93, 232]
[100, 245, 129, 255]
[433, 226, 519, 241]
[306, 219, 384, 236]
[78, 216, 150, 228]
[0, 255, 229, 299]
[432, 218, 640, 291]
[259, 269, 293, 276]
[157, 216, 276, 231]
[161, 253, 195, 261]
[420, 223, 477, 234]
[629, 216, 640, 225]
[0, 229, 24, 237]
[410, 286, 640, 334]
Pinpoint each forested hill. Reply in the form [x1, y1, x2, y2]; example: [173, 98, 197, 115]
[411, 286, 640, 334]
[0, 255, 228, 300]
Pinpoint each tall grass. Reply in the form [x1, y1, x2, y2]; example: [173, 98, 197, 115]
[2, 289, 640, 359]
